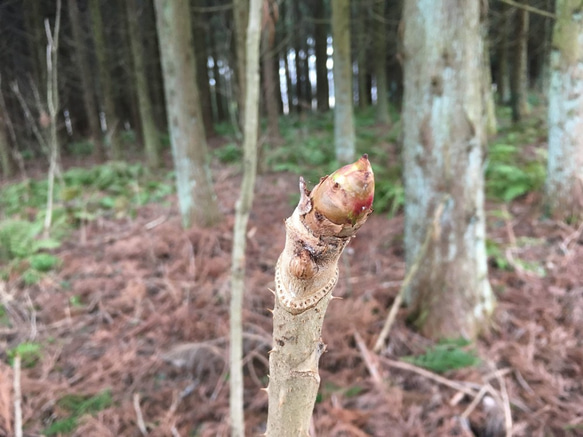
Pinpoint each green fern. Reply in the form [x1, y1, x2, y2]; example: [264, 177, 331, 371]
[402, 338, 480, 373]
[43, 390, 113, 436]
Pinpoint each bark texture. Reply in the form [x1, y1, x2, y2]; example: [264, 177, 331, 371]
[314, 0, 329, 111]
[0, 112, 12, 179]
[229, 0, 262, 434]
[546, 0, 583, 219]
[402, 0, 495, 340]
[266, 157, 374, 437]
[373, 0, 389, 124]
[332, 0, 355, 164]
[128, 0, 160, 169]
[90, 0, 121, 160]
[68, 0, 105, 160]
[155, 0, 221, 228]
[511, 3, 530, 121]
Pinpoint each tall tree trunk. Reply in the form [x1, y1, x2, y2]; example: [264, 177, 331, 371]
[292, 0, 305, 112]
[332, 0, 355, 164]
[537, 0, 554, 94]
[230, 0, 262, 434]
[143, 0, 167, 132]
[482, 13, 497, 138]
[23, 0, 46, 98]
[127, 0, 160, 169]
[497, 3, 512, 104]
[314, 0, 329, 111]
[192, 1, 215, 137]
[262, 0, 281, 142]
[545, 0, 583, 220]
[355, 1, 369, 108]
[283, 47, 294, 113]
[89, 0, 121, 160]
[234, 0, 249, 124]
[373, 0, 389, 124]
[209, 26, 227, 122]
[155, 0, 222, 228]
[67, 0, 105, 161]
[0, 112, 12, 179]
[402, 0, 495, 340]
[511, 4, 530, 122]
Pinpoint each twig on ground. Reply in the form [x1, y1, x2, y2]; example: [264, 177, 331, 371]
[559, 221, 583, 255]
[494, 365, 513, 436]
[461, 384, 489, 420]
[133, 393, 148, 436]
[374, 196, 448, 352]
[144, 215, 169, 230]
[353, 330, 384, 387]
[13, 355, 22, 437]
[379, 356, 477, 397]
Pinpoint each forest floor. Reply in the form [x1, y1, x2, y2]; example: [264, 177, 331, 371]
[1, 148, 583, 436]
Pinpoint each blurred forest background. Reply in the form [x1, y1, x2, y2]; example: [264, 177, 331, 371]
[0, 0, 582, 436]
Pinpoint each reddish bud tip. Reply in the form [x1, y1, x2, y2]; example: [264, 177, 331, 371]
[310, 155, 374, 228]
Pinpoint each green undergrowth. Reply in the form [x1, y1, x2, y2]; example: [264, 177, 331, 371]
[43, 390, 113, 436]
[0, 162, 174, 284]
[212, 105, 546, 216]
[402, 338, 480, 373]
[486, 112, 547, 202]
[7, 341, 42, 368]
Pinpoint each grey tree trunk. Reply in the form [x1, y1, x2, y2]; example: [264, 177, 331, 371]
[482, 27, 497, 137]
[511, 4, 530, 122]
[67, 0, 105, 161]
[192, 1, 215, 137]
[234, 0, 249, 124]
[89, 0, 121, 160]
[497, 4, 512, 104]
[314, 0, 329, 111]
[155, 0, 222, 228]
[127, 0, 160, 169]
[262, 0, 281, 143]
[229, 0, 262, 434]
[402, 0, 495, 340]
[545, 0, 583, 220]
[332, 0, 355, 164]
[355, 2, 369, 108]
[0, 112, 12, 179]
[373, 0, 389, 124]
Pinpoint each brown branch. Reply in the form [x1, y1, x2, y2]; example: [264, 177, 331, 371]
[497, 0, 555, 19]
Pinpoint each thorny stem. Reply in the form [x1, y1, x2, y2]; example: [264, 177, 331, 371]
[266, 155, 374, 436]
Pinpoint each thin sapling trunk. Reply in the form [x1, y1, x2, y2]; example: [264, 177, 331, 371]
[266, 155, 375, 436]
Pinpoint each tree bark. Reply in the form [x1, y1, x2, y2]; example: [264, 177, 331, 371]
[482, 18, 497, 137]
[234, 0, 249, 124]
[192, 1, 215, 137]
[89, 0, 121, 160]
[293, 0, 304, 112]
[355, 1, 369, 108]
[314, 0, 330, 111]
[0, 112, 12, 179]
[155, 0, 222, 228]
[332, 0, 355, 164]
[511, 3, 530, 122]
[67, 0, 105, 161]
[209, 26, 227, 122]
[262, 0, 281, 143]
[373, 0, 389, 124]
[230, 0, 262, 434]
[402, 0, 495, 340]
[545, 0, 583, 220]
[128, 0, 160, 169]
[497, 3, 512, 104]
